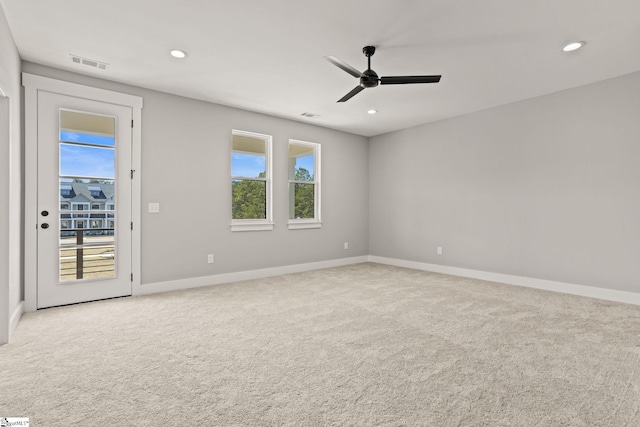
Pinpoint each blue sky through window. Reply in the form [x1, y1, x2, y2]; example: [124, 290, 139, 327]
[294, 154, 314, 177]
[232, 153, 266, 178]
[60, 143, 115, 179]
[60, 131, 115, 147]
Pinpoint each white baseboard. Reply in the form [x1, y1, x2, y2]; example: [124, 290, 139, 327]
[6, 255, 638, 345]
[9, 301, 24, 340]
[137, 256, 370, 296]
[368, 256, 640, 306]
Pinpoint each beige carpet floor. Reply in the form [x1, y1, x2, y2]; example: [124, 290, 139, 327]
[1, 263, 640, 426]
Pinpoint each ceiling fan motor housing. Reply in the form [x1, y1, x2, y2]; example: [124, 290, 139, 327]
[361, 69, 379, 88]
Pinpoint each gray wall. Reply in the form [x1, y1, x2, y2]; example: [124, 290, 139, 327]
[369, 71, 640, 293]
[0, 3, 22, 343]
[22, 62, 369, 286]
[13, 51, 640, 317]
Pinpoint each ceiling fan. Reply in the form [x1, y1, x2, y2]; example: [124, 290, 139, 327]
[325, 46, 441, 102]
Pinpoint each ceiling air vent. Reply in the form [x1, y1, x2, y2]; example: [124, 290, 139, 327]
[301, 112, 319, 118]
[70, 54, 109, 70]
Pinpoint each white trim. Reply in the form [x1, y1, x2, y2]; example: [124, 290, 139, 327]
[0, 95, 9, 344]
[23, 79, 38, 312]
[22, 73, 143, 109]
[230, 222, 274, 232]
[368, 256, 640, 306]
[22, 72, 143, 312]
[9, 301, 24, 341]
[288, 221, 322, 230]
[135, 256, 369, 295]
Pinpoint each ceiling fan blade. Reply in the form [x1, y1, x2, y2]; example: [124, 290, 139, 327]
[337, 86, 365, 103]
[380, 75, 441, 85]
[325, 56, 362, 78]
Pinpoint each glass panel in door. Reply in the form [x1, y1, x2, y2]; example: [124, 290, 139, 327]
[58, 109, 116, 281]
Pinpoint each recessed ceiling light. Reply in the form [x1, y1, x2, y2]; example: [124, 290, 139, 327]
[368, 109, 378, 115]
[562, 41, 585, 52]
[170, 49, 188, 59]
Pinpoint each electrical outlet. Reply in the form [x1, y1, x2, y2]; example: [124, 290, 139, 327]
[148, 202, 160, 213]
[437, 246, 443, 255]
[344, 242, 349, 250]
[207, 254, 214, 264]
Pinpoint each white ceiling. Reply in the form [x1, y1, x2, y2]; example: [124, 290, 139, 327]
[2, 0, 640, 137]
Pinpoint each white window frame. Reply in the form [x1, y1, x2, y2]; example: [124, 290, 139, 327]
[287, 139, 321, 230]
[230, 129, 273, 232]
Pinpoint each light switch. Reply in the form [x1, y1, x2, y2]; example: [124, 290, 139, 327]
[148, 202, 160, 213]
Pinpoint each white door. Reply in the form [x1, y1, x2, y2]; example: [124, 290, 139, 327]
[37, 91, 133, 308]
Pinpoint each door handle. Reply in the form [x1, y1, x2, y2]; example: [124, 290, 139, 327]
[41, 223, 49, 229]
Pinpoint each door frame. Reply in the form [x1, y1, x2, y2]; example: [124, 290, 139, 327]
[23, 73, 143, 312]
[1, 89, 9, 343]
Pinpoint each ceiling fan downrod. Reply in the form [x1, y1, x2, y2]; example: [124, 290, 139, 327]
[361, 46, 379, 88]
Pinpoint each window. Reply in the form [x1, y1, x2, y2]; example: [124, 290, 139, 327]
[88, 185, 102, 198]
[91, 204, 100, 210]
[73, 203, 89, 218]
[231, 130, 273, 231]
[60, 184, 72, 197]
[288, 140, 321, 229]
[106, 202, 114, 219]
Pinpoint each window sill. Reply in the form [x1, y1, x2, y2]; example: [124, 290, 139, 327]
[231, 222, 274, 232]
[288, 221, 322, 230]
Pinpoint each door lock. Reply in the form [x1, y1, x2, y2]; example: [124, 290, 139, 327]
[41, 210, 49, 216]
